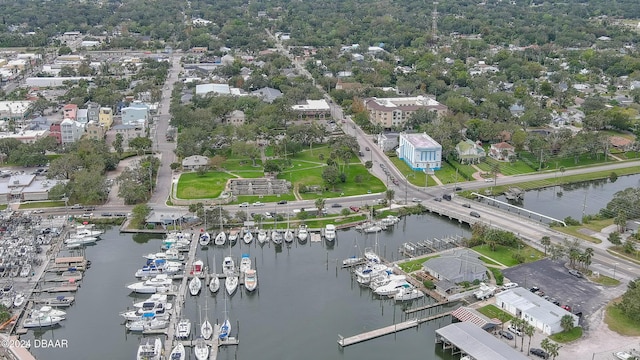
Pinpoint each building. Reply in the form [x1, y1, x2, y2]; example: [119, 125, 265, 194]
[489, 142, 515, 161]
[225, 110, 245, 126]
[0, 101, 32, 122]
[98, 107, 113, 129]
[291, 99, 331, 119]
[0, 130, 49, 144]
[422, 249, 488, 295]
[455, 139, 486, 164]
[60, 119, 84, 144]
[397, 132, 442, 170]
[25, 77, 93, 87]
[62, 104, 78, 121]
[76, 109, 88, 124]
[364, 96, 448, 129]
[251, 87, 283, 103]
[112, 124, 145, 149]
[435, 322, 529, 360]
[0, 174, 67, 204]
[375, 133, 399, 152]
[182, 155, 210, 171]
[196, 83, 230, 96]
[49, 121, 62, 144]
[85, 121, 105, 141]
[86, 102, 100, 123]
[495, 287, 579, 335]
[121, 101, 149, 126]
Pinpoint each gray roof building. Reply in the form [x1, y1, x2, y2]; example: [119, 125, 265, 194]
[182, 155, 209, 171]
[252, 87, 283, 103]
[422, 249, 488, 294]
[435, 322, 529, 360]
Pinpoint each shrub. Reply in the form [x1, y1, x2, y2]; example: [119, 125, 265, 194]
[423, 280, 435, 289]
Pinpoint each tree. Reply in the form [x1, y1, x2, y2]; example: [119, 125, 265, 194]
[130, 204, 151, 229]
[524, 323, 535, 353]
[385, 189, 395, 203]
[340, 208, 351, 217]
[560, 314, 575, 333]
[314, 198, 325, 216]
[614, 210, 628, 233]
[511, 318, 523, 348]
[129, 136, 153, 153]
[364, 160, 373, 170]
[321, 165, 340, 190]
[541, 236, 551, 256]
[113, 133, 124, 156]
[608, 231, 622, 245]
[231, 142, 260, 167]
[541, 339, 560, 360]
[583, 247, 594, 271]
[58, 46, 72, 55]
[617, 278, 640, 324]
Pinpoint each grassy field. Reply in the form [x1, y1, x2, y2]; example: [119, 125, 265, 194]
[397, 255, 439, 273]
[228, 170, 265, 178]
[554, 218, 614, 244]
[388, 156, 438, 187]
[488, 267, 505, 285]
[605, 301, 640, 336]
[221, 158, 264, 171]
[478, 256, 501, 266]
[294, 145, 358, 163]
[549, 327, 583, 343]
[19, 201, 65, 209]
[472, 244, 545, 267]
[234, 194, 297, 204]
[176, 172, 235, 199]
[477, 304, 514, 322]
[476, 157, 536, 176]
[588, 274, 620, 286]
[434, 161, 467, 184]
[290, 164, 386, 200]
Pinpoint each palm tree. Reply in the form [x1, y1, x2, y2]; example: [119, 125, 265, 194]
[510, 318, 523, 348]
[583, 247, 594, 272]
[519, 321, 528, 352]
[314, 198, 325, 216]
[385, 189, 395, 203]
[560, 314, 575, 333]
[541, 236, 551, 255]
[524, 323, 535, 353]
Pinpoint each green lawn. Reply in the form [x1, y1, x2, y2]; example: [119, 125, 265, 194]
[554, 218, 613, 244]
[234, 193, 297, 204]
[549, 327, 583, 342]
[397, 255, 439, 273]
[488, 267, 505, 285]
[479, 256, 501, 266]
[293, 145, 358, 164]
[472, 244, 545, 267]
[605, 301, 640, 336]
[435, 162, 466, 185]
[388, 156, 438, 187]
[621, 151, 640, 159]
[264, 146, 275, 157]
[229, 170, 265, 178]
[221, 158, 264, 171]
[19, 201, 65, 209]
[176, 172, 236, 199]
[588, 274, 620, 286]
[477, 157, 536, 176]
[477, 305, 514, 322]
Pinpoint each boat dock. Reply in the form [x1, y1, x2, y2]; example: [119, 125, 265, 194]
[404, 301, 451, 314]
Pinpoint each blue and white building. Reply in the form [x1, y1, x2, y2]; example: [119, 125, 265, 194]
[121, 101, 149, 126]
[397, 132, 442, 171]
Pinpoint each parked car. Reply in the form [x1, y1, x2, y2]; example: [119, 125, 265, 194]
[264, 212, 273, 219]
[470, 211, 481, 218]
[442, 194, 452, 201]
[502, 282, 518, 290]
[530, 348, 548, 359]
[562, 305, 572, 312]
[568, 269, 583, 278]
[277, 200, 288, 205]
[498, 330, 514, 340]
[392, 179, 399, 185]
[349, 206, 360, 212]
[530, 286, 540, 293]
[485, 178, 494, 182]
[331, 203, 343, 208]
[32, 209, 44, 214]
[239, 202, 250, 207]
[507, 325, 523, 337]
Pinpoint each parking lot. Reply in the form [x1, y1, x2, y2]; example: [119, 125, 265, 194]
[502, 259, 609, 324]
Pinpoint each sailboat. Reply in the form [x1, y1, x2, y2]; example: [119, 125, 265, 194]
[284, 208, 294, 243]
[209, 256, 220, 293]
[214, 206, 226, 245]
[225, 273, 238, 295]
[297, 224, 308, 242]
[243, 228, 253, 244]
[189, 276, 202, 296]
[257, 229, 269, 244]
[169, 342, 185, 360]
[219, 318, 231, 340]
[199, 230, 210, 247]
[201, 317, 213, 340]
[271, 230, 282, 245]
[193, 336, 209, 360]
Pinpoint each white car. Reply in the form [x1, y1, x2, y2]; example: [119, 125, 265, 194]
[485, 178, 494, 182]
[253, 201, 264, 206]
[33, 209, 45, 214]
[239, 202, 250, 207]
[411, 198, 422, 203]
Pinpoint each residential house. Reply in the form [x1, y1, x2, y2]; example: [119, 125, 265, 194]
[196, 83, 230, 96]
[291, 100, 331, 120]
[251, 87, 283, 103]
[376, 133, 399, 152]
[121, 101, 149, 126]
[86, 102, 100, 123]
[49, 121, 62, 144]
[0, 130, 49, 144]
[496, 287, 579, 335]
[509, 104, 525, 117]
[364, 96, 448, 129]
[112, 124, 145, 149]
[225, 110, 245, 126]
[422, 249, 488, 296]
[98, 107, 113, 129]
[60, 119, 84, 144]
[182, 155, 209, 171]
[455, 139, 486, 164]
[76, 109, 88, 124]
[397, 132, 442, 171]
[29, 116, 51, 131]
[609, 136, 633, 151]
[489, 142, 515, 161]
[85, 121, 105, 141]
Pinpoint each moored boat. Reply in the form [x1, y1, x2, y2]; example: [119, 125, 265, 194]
[239, 254, 251, 274]
[189, 276, 202, 296]
[214, 231, 226, 246]
[257, 229, 268, 244]
[219, 318, 231, 340]
[201, 318, 213, 340]
[209, 274, 220, 293]
[393, 287, 424, 301]
[244, 269, 257, 292]
[136, 337, 162, 360]
[176, 318, 191, 338]
[169, 342, 186, 360]
[222, 257, 235, 276]
[297, 224, 308, 242]
[23, 315, 64, 328]
[190, 259, 205, 277]
[194, 336, 209, 360]
[243, 229, 253, 244]
[225, 275, 238, 295]
[271, 230, 283, 245]
[199, 231, 211, 246]
[324, 224, 336, 242]
[284, 229, 294, 243]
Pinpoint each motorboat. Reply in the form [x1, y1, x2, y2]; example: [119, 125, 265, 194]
[297, 224, 308, 242]
[239, 254, 251, 274]
[64, 236, 97, 246]
[244, 269, 257, 292]
[199, 231, 211, 246]
[132, 299, 173, 313]
[354, 263, 390, 285]
[133, 294, 168, 308]
[225, 275, 238, 295]
[284, 229, 294, 243]
[271, 230, 283, 245]
[363, 248, 380, 263]
[74, 229, 102, 238]
[127, 274, 173, 294]
[614, 351, 637, 360]
[228, 230, 239, 243]
[191, 259, 204, 277]
[12, 293, 25, 307]
[257, 229, 268, 244]
[126, 316, 169, 332]
[169, 342, 186, 360]
[134, 263, 181, 278]
[324, 224, 336, 242]
[189, 276, 202, 296]
[120, 303, 169, 321]
[23, 315, 64, 328]
[41, 295, 74, 307]
[369, 273, 406, 291]
[30, 306, 66, 319]
[394, 287, 424, 301]
[201, 318, 213, 340]
[219, 318, 231, 340]
[222, 257, 235, 276]
[19, 264, 31, 278]
[243, 229, 253, 244]
[214, 231, 226, 246]
[136, 337, 162, 360]
[363, 225, 383, 233]
[143, 249, 184, 262]
[194, 336, 209, 360]
[381, 215, 400, 226]
[209, 274, 220, 293]
[342, 256, 364, 267]
[375, 281, 412, 296]
[176, 318, 191, 338]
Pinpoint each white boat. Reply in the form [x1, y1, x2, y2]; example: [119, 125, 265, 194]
[30, 305, 66, 319]
[23, 315, 64, 328]
[19, 264, 31, 278]
[324, 224, 336, 242]
[244, 269, 257, 292]
[176, 318, 191, 338]
[369, 273, 406, 290]
[64, 236, 97, 246]
[239, 254, 251, 274]
[284, 229, 294, 243]
[228, 230, 239, 243]
[121, 302, 170, 321]
[134, 262, 182, 278]
[201, 318, 213, 340]
[342, 256, 364, 267]
[136, 337, 162, 360]
[243, 229, 253, 244]
[381, 215, 399, 226]
[219, 318, 231, 340]
[41, 295, 74, 307]
[189, 276, 202, 296]
[143, 249, 184, 262]
[194, 336, 209, 360]
[225, 275, 238, 295]
[363, 225, 383, 233]
[214, 231, 226, 246]
[209, 274, 220, 293]
[394, 287, 424, 301]
[614, 351, 637, 360]
[375, 281, 412, 296]
[297, 224, 308, 241]
[354, 263, 390, 285]
[271, 230, 283, 245]
[126, 317, 169, 332]
[363, 248, 380, 263]
[133, 294, 168, 308]
[127, 274, 173, 294]
[74, 229, 102, 237]
[191, 259, 205, 277]
[169, 342, 186, 360]
[13, 293, 25, 307]
[199, 231, 210, 246]
[222, 257, 235, 276]
[257, 229, 268, 244]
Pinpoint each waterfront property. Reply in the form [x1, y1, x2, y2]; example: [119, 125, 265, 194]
[397, 132, 442, 171]
[363, 96, 448, 129]
[421, 249, 488, 297]
[495, 287, 579, 335]
[435, 321, 529, 360]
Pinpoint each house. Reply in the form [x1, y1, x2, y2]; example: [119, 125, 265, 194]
[291, 100, 331, 119]
[0, 101, 32, 121]
[397, 132, 442, 171]
[196, 83, 231, 96]
[60, 119, 84, 144]
[455, 139, 486, 164]
[609, 136, 633, 151]
[86, 102, 100, 123]
[509, 104, 525, 117]
[489, 142, 515, 161]
[0, 130, 49, 144]
[85, 121, 105, 141]
[112, 124, 146, 149]
[364, 96, 448, 129]
[182, 155, 210, 171]
[98, 107, 113, 129]
[251, 87, 283, 103]
[0, 174, 67, 204]
[76, 109, 88, 124]
[376, 133, 399, 152]
[422, 249, 487, 295]
[496, 287, 579, 335]
[121, 101, 149, 126]
[225, 110, 245, 126]
[49, 121, 62, 144]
